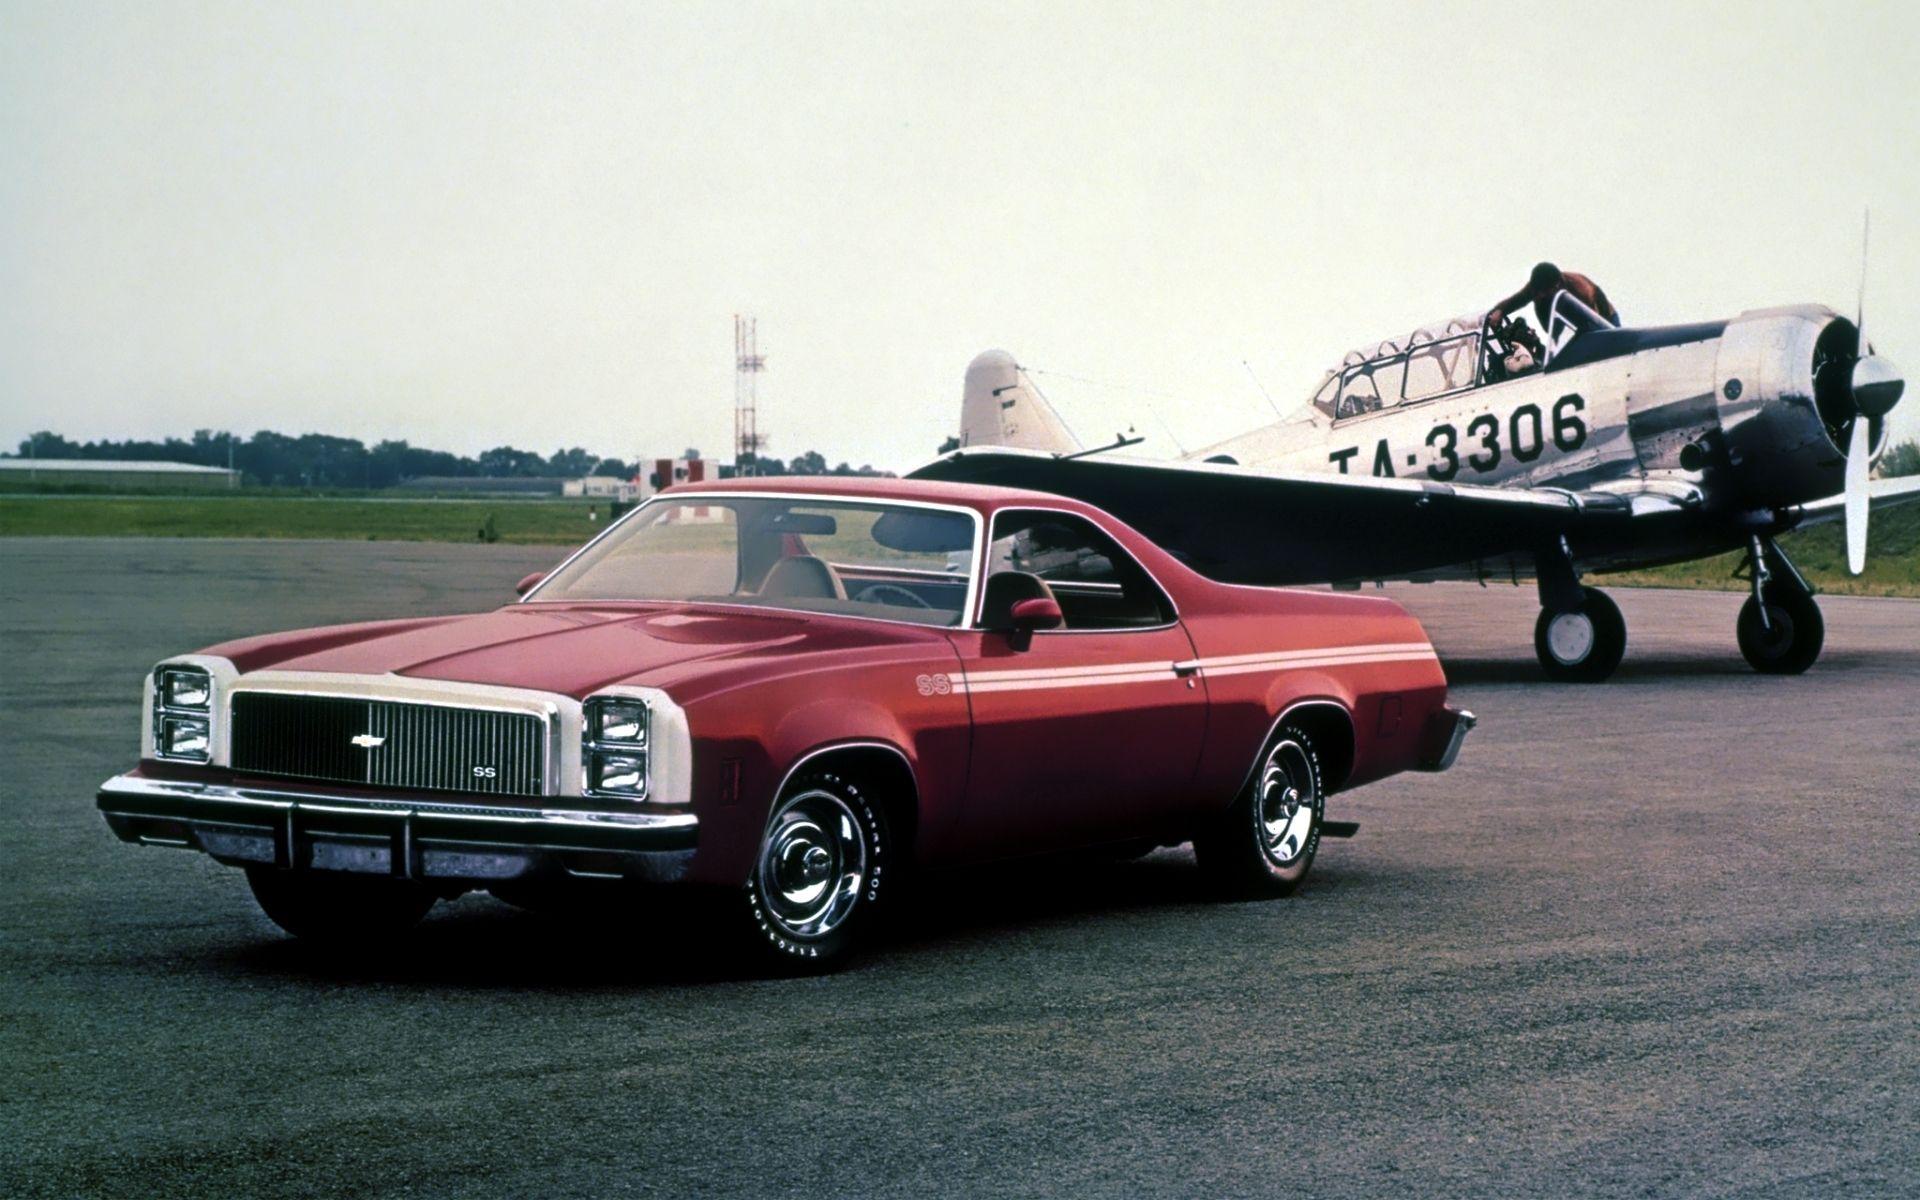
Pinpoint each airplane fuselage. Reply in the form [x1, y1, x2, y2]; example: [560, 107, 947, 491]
[1191, 305, 1881, 574]
[940, 300, 1907, 680]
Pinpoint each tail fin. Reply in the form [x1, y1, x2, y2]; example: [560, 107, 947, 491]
[959, 349, 1082, 454]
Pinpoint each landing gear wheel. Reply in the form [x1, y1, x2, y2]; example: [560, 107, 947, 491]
[245, 868, 435, 944]
[739, 771, 890, 971]
[1738, 584, 1824, 674]
[1194, 725, 1324, 898]
[1534, 587, 1626, 682]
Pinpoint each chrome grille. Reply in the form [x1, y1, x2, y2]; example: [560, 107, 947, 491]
[229, 693, 546, 797]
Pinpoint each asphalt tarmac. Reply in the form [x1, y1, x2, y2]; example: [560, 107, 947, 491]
[3, 537, 1916, 1199]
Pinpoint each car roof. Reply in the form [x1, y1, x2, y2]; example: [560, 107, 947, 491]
[663, 473, 1086, 512]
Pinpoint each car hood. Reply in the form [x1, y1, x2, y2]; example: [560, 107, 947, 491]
[209, 603, 950, 699]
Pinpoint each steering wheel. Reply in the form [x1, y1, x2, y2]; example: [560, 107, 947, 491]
[853, 583, 933, 609]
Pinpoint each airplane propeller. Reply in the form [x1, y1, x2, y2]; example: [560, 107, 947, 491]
[1845, 412, 1870, 575]
[1842, 211, 1906, 574]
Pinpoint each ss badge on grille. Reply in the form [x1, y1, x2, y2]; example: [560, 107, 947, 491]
[472, 766, 497, 779]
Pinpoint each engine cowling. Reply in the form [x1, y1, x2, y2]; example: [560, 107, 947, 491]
[1711, 306, 1897, 507]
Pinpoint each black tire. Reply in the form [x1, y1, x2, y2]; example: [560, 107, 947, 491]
[1193, 724, 1325, 898]
[1738, 584, 1825, 674]
[738, 769, 891, 971]
[245, 867, 435, 944]
[1534, 587, 1627, 682]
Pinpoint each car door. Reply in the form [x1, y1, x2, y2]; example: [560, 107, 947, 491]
[945, 508, 1207, 858]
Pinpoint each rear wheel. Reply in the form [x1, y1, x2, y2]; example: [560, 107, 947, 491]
[245, 868, 435, 943]
[738, 771, 891, 971]
[1738, 584, 1824, 674]
[1194, 726, 1324, 898]
[1534, 587, 1627, 682]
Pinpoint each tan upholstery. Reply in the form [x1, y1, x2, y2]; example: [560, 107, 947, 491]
[979, 571, 1057, 628]
[759, 555, 847, 601]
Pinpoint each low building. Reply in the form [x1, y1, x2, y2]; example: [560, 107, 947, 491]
[563, 475, 639, 500]
[0, 458, 239, 490]
[640, 456, 710, 498]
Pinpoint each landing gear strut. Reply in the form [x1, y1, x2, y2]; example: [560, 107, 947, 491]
[1532, 538, 1626, 682]
[1736, 536, 1824, 674]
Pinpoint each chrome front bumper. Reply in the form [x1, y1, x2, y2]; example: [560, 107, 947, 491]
[97, 774, 698, 885]
[1416, 706, 1476, 772]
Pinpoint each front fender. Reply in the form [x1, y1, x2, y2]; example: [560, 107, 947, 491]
[681, 670, 969, 887]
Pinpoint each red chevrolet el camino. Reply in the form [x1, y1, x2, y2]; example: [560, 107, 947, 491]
[99, 477, 1473, 968]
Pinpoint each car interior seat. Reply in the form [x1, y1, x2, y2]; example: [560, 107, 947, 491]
[759, 555, 847, 601]
[980, 570, 1059, 628]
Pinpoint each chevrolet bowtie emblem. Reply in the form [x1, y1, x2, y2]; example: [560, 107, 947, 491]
[350, 733, 386, 749]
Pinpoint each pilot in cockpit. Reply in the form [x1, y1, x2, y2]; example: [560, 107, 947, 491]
[1487, 262, 1620, 330]
[1484, 314, 1547, 382]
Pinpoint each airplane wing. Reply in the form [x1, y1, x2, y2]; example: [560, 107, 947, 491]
[908, 447, 1671, 585]
[1792, 474, 1920, 524]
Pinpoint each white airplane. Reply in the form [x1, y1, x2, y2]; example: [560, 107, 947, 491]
[917, 291, 1917, 681]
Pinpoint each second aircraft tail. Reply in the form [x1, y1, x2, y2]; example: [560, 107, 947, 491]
[959, 349, 1082, 455]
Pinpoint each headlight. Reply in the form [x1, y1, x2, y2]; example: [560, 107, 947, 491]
[583, 696, 649, 799]
[590, 698, 648, 746]
[152, 665, 213, 763]
[159, 715, 211, 759]
[159, 668, 212, 709]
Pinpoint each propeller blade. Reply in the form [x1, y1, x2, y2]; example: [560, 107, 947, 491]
[1857, 208, 1870, 354]
[1845, 417, 1870, 575]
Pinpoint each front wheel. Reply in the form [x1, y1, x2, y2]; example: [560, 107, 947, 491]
[1194, 726, 1325, 898]
[245, 868, 436, 944]
[738, 771, 891, 971]
[1738, 585, 1824, 674]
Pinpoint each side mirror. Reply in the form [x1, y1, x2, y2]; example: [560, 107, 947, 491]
[1009, 596, 1063, 631]
[1005, 597, 1063, 649]
[514, 571, 546, 598]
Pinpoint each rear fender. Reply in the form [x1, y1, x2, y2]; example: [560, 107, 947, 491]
[1246, 689, 1358, 797]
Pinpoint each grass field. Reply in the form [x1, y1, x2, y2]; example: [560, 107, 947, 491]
[0, 494, 614, 545]
[3, 490, 1917, 596]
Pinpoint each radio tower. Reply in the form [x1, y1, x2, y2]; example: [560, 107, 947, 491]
[733, 315, 767, 475]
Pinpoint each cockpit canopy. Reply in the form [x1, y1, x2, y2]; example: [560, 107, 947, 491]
[1308, 314, 1489, 419]
[1308, 294, 1612, 420]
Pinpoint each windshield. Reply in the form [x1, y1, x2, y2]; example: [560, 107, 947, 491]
[529, 496, 979, 627]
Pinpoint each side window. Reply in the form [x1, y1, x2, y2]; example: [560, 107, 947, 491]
[1403, 333, 1480, 402]
[1336, 356, 1407, 419]
[985, 511, 1174, 630]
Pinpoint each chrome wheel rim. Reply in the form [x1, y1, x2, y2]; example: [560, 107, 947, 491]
[758, 790, 867, 939]
[1547, 612, 1596, 664]
[1256, 740, 1317, 868]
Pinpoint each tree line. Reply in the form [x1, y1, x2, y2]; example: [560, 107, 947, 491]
[8, 430, 886, 488]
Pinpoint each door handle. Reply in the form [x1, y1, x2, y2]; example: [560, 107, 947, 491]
[1171, 660, 1201, 678]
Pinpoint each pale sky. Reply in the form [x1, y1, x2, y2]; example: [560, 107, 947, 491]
[4, 0, 1918, 471]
